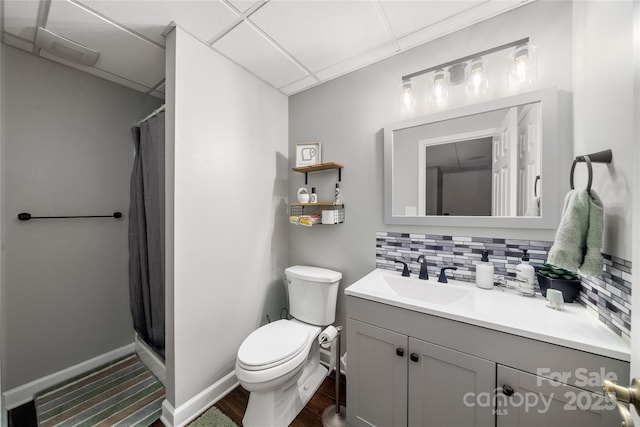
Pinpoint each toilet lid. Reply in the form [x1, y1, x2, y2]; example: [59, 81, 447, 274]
[237, 320, 309, 370]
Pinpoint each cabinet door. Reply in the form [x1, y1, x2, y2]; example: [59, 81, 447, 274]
[408, 338, 496, 427]
[346, 318, 408, 427]
[497, 365, 620, 427]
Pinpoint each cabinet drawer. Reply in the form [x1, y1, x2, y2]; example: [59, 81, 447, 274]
[496, 365, 620, 427]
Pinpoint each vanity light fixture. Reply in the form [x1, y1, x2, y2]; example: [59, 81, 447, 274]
[508, 43, 537, 88]
[466, 58, 488, 99]
[400, 79, 415, 111]
[429, 69, 449, 107]
[399, 37, 533, 110]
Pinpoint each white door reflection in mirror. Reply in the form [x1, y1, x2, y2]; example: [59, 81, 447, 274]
[517, 104, 541, 216]
[492, 107, 517, 216]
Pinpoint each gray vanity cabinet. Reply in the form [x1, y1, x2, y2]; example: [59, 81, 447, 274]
[346, 295, 628, 427]
[496, 365, 619, 427]
[347, 318, 495, 427]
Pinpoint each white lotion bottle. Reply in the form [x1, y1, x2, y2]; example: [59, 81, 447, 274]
[334, 183, 342, 204]
[476, 250, 494, 289]
[515, 249, 536, 296]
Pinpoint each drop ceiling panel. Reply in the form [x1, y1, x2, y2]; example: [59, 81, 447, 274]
[250, 0, 391, 73]
[379, 1, 483, 39]
[426, 144, 459, 168]
[4, 0, 40, 41]
[315, 42, 397, 82]
[397, 1, 528, 50]
[228, 0, 260, 14]
[212, 21, 308, 89]
[45, 0, 164, 88]
[75, 0, 240, 46]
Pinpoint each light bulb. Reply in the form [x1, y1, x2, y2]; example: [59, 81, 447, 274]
[400, 79, 415, 112]
[509, 44, 537, 89]
[466, 59, 488, 99]
[429, 70, 449, 108]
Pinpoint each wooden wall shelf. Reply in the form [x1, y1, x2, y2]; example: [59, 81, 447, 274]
[291, 202, 343, 207]
[292, 162, 344, 184]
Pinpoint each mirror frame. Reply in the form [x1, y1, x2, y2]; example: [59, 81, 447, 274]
[384, 88, 567, 228]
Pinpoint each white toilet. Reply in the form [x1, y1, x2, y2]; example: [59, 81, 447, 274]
[235, 265, 342, 427]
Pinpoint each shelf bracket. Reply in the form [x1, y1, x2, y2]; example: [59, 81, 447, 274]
[338, 168, 342, 182]
[305, 172, 308, 185]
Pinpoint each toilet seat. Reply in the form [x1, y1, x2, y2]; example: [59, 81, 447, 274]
[237, 320, 310, 371]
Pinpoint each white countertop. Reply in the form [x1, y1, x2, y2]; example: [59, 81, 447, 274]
[344, 268, 630, 362]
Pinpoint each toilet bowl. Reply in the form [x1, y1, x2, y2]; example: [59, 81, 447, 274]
[235, 319, 326, 426]
[235, 266, 341, 427]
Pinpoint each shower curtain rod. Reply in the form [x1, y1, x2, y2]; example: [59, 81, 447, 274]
[135, 104, 165, 126]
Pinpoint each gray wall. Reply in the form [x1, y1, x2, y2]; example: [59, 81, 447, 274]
[1, 46, 161, 390]
[289, 0, 636, 355]
[288, 1, 575, 351]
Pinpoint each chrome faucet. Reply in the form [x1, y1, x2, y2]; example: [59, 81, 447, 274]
[417, 255, 429, 280]
[438, 266, 458, 283]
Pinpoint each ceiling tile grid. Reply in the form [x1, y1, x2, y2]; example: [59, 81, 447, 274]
[75, 0, 240, 46]
[1, 0, 532, 97]
[212, 20, 309, 89]
[46, 0, 165, 88]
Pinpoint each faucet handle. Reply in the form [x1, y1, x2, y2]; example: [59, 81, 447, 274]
[395, 260, 411, 277]
[438, 266, 457, 283]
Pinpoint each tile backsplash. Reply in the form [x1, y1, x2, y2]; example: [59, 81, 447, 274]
[376, 231, 632, 341]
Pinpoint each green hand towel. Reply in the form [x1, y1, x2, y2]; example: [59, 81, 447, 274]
[547, 189, 590, 273]
[579, 189, 604, 276]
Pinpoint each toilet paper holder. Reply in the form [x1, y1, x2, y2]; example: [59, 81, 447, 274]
[320, 325, 346, 427]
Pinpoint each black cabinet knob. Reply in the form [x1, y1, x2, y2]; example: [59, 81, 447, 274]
[396, 348, 404, 357]
[410, 353, 419, 363]
[502, 385, 515, 396]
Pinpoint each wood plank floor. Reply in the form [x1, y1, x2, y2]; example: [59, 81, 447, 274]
[213, 372, 346, 427]
[10, 373, 345, 427]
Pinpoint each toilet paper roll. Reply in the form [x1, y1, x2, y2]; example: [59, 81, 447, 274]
[318, 325, 338, 349]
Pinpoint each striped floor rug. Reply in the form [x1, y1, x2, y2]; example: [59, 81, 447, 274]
[35, 354, 164, 427]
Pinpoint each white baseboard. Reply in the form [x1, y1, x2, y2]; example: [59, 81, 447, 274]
[161, 371, 238, 427]
[3, 342, 136, 410]
[135, 334, 166, 385]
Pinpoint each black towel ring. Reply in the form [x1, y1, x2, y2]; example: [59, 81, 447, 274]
[570, 155, 593, 194]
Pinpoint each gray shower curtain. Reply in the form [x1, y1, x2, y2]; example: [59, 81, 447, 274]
[129, 112, 165, 355]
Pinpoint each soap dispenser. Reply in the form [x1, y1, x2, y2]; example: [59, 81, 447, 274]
[515, 249, 536, 296]
[476, 250, 494, 290]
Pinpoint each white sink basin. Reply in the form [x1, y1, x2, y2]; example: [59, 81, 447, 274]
[382, 274, 471, 305]
[346, 268, 472, 308]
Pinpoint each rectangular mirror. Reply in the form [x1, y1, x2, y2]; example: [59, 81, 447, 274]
[384, 88, 567, 228]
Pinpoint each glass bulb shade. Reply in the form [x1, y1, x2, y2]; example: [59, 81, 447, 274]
[466, 59, 488, 99]
[400, 79, 415, 111]
[429, 70, 449, 107]
[508, 45, 537, 88]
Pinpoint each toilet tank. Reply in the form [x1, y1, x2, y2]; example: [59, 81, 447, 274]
[285, 265, 342, 326]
